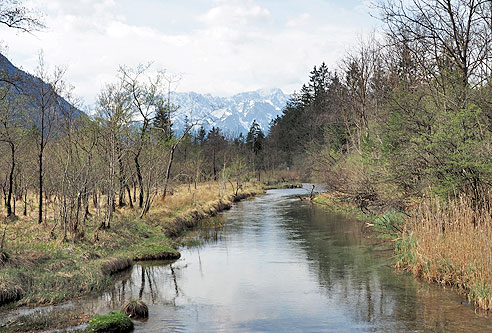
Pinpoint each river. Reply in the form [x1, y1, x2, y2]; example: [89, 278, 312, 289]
[4, 185, 492, 332]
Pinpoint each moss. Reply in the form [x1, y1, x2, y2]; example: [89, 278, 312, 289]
[87, 311, 133, 332]
[132, 242, 180, 261]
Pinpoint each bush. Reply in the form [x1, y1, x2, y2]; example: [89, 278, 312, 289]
[86, 311, 133, 332]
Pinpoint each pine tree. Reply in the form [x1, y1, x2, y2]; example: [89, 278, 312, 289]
[153, 104, 173, 141]
[246, 120, 264, 155]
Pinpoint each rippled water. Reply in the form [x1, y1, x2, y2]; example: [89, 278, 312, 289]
[4, 185, 492, 332]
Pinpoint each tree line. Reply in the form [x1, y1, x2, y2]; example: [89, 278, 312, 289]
[267, 0, 492, 210]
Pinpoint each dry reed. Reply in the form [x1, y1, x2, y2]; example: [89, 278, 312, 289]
[399, 192, 492, 310]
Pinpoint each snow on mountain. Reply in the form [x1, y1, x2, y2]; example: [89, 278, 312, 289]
[170, 88, 290, 136]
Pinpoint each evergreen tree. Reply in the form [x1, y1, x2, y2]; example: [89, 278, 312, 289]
[153, 104, 173, 141]
[195, 126, 206, 144]
[246, 120, 264, 155]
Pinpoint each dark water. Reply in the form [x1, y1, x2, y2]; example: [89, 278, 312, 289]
[3, 186, 492, 332]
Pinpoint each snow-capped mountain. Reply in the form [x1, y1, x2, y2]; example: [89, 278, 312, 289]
[171, 88, 290, 135]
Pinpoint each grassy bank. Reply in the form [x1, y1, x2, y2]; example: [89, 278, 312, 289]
[263, 181, 302, 190]
[312, 192, 375, 222]
[0, 182, 262, 311]
[262, 170, 302, 190]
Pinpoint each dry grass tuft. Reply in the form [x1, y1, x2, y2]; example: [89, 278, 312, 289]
[399, 192, 492, 310]
[121, 299, 149, 319]
[100, 257, 132, 275]
[0, 270, 28, 305]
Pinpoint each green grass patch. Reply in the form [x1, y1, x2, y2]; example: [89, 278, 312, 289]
[395, 236, 418, 268]
[264, 182, 302, 190]
[132, 240, 180, 261]
[312, 193, 375, 222]
[87, 311, 133, 332]
[374, 210, 405, 239]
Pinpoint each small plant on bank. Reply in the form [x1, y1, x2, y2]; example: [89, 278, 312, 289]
[122, 299, 149, 319]
[86, 311, 133, 332]
[373, 210, 405, 239]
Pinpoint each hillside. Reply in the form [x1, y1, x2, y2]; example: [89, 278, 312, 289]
[0, 53, 85, 120]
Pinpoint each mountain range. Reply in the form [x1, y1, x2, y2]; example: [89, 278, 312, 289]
[170, 89, 290, 135]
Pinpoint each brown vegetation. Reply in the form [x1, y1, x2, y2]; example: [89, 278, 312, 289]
[398, 193, 492, 311]
[121, 300, 149, 320]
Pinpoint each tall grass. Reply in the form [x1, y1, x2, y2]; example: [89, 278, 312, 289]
[398, 192, 492, 310]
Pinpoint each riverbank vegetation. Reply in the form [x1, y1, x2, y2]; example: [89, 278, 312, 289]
[0, 181, 261, 307]
[265, 1, 492, 310]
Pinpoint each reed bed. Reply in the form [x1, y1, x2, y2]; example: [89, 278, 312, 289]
[399, 193, 492, 310]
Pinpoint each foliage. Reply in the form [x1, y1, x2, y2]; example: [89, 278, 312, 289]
[373, 210, 405, 239]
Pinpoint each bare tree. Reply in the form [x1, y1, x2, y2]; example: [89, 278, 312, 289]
[0, 0, 44, 32]
[119, 64, 166, 210]
[377, 0, 492, 105]
[96, 80, 132, 229]
[0, 83, 27, 217]
[29, 53, 65, 224]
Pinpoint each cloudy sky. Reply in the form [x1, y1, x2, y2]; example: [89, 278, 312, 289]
[1, 0, 379, 106]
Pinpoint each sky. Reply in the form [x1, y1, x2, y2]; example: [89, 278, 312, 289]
[0, 0, 379, 107]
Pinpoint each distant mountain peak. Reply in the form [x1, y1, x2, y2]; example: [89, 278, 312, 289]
[171, 89, 290, 135]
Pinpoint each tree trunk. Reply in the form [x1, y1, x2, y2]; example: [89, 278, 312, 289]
[126, 185, 133, 208]
[6, 143, 14, 217]
[38, 149, 43, 224]
[135, 153, 144, 209]
[117, 146, 126, 207]
[23, 189, 27, 216]
[213, 147, 217, 181]
[162, 144, 176, 198]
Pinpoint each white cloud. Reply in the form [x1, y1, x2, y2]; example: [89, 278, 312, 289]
[0, 0, 378, 107]
[286, 13, 311, 28]
[200, 0, 272, 26]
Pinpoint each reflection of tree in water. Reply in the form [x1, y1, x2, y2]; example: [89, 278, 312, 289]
[280, 202, 480, 331]
[99, 262, 183, 308]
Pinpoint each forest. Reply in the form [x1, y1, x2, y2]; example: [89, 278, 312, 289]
[1, 0, 492, 326]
